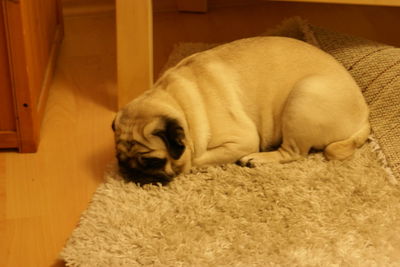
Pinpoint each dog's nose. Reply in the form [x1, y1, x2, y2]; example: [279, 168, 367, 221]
[117, 156, 132, 173]
[120, 169, 172, 186]
[138, 157, 166, 169]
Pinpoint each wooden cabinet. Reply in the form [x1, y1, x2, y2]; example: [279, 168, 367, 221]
[0, 0, 63, 152]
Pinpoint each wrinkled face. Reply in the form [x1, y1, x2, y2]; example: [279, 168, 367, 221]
[112, 115, 189, 185]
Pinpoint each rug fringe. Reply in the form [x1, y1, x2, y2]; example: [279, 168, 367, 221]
[368, 134, 398, 185]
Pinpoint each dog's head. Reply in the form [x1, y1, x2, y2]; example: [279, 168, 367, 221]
[112, 106, 191, 185]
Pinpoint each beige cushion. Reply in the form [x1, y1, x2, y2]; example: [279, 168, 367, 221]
[163, 18, 400, 182]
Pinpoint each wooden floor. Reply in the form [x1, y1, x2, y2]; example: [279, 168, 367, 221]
[1, 2, 400, 266]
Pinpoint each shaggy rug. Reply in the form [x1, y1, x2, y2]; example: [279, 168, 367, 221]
[61, 19, 400, 266]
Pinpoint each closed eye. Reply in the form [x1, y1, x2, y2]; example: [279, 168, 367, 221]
[139, 157, 166, 169]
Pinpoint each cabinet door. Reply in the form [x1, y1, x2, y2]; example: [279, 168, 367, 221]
[0, 2, 18, 148]
[2, 0, 63, 152]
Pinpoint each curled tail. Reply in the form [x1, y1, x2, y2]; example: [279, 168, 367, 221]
[324, 122, 370, 160]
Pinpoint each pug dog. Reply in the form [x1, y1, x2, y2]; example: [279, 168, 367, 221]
[112, 36, 370, 185]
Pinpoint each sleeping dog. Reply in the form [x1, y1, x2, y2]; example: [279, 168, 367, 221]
[112, 36, 370, 185]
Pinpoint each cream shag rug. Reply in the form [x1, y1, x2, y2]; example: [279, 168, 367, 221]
[61, 19, 400, 266]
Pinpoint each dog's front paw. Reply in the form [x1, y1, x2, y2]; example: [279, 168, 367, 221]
[236, 155, 260, 168]
[237, 151, 284, 167]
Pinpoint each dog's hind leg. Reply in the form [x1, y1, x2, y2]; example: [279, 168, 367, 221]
[324, 121, 370, 160]
[237, 145, 302, 167]
[238, 74, 369, 167]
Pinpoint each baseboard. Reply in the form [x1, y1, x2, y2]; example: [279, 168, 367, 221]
[153, 0, 400, 13]
[62, 0, 265, 15]
[62, 2, 115, 16]
[153, 0, 266, 12]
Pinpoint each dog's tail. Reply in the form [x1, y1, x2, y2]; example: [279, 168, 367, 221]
[324, 122, 370, 160]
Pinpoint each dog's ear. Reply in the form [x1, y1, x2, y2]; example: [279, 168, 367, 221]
[111, 118, 116, 132]
[154, 118, 185, 159]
